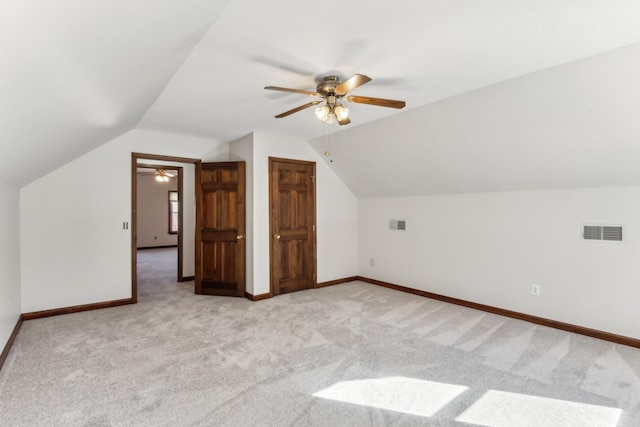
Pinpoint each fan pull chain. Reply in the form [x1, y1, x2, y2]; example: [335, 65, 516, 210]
[324, 121, 332, 157]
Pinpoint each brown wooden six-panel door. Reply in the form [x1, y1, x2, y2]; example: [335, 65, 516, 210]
[269, 157, 316, 295]
[195, 162, 246, 296]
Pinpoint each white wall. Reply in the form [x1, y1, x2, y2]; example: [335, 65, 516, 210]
[19, 126, 357, 311]
[229, 133, 255, 294]
[250, 130, 358, 296]
[0, 180, 21, 352]
[359, 186, 640, 339]
[136, 174, 178, 248]
[180, 163, 196, 278]
[20, 129, 225, 312]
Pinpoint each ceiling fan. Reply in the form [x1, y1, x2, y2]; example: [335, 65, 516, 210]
[155, 169, 177, 182]
[265, 74, 406, 125]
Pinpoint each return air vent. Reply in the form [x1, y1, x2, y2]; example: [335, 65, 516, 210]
[389, 219, 406, 231]
[582, 225, 624, 242]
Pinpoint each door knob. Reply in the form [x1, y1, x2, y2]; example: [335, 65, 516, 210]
[274, 234, 281, 240]
[236, 235, 244, 240]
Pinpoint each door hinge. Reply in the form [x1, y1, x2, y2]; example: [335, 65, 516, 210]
[312, 225, 315, 232]
[311, 175, 316, 183]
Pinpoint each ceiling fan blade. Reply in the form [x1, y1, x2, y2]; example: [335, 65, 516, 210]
[334, 74, 371, 95]
[264, 86, 320, 97]
[275, 100, 322, 118]
[337, 116, 351, 126]
[347, 95, 406, 109]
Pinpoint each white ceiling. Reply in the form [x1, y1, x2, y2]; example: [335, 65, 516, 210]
[4, 0, 640, 194]
[309, 43, 640, 196]
[0, 0, 231, 186]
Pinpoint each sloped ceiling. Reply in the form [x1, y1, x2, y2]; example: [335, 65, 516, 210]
[4, 0, 640, 193]
[0, 0, 231, 186]
[309, 44, 640, 196]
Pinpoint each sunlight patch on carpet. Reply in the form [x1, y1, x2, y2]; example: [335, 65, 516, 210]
[313, 376, 467, 417]
[456, 389, 623, 427]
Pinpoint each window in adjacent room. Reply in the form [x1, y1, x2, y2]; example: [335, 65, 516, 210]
[169, 191, 179, 234]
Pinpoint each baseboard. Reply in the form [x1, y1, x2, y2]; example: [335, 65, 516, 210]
[244, 291, 273, 301]
[316, 276, 359, 288]
[22, 298, 136, 321]
[179, 276, 195, 282]
[0, 315, 23, 372]
[245, 277, 359, 298]
[355, 276, 640, 349]
[137, 245, 178, 250]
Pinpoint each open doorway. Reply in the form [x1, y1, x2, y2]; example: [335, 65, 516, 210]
[136, 165, 181, 250]
[131, 153, 201, 301]
[136, 164, 181, 290]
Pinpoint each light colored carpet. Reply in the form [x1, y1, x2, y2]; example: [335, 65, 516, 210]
[1, 247, 639, 426]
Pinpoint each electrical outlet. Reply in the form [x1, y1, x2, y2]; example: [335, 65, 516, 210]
[531, 284, 541, 296]
[370, 258, 375, 266]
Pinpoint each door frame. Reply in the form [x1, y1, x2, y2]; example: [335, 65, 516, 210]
[131, 153, 201, 301]
[268, 157, 317, 296]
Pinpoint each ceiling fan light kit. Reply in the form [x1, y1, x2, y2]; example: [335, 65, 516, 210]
[314, 103, 349, 124]
[155, 169, 176, 182]
[265, 73, 405, 126]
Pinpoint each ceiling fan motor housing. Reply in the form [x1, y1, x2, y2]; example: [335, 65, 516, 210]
[316, 76, 341, 96]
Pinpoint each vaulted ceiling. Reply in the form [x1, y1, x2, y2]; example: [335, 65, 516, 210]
[3, 1, 640, 194]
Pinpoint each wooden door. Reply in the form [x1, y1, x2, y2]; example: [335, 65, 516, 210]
[269, 157, 316, 295]
[195, 162, 245, 296]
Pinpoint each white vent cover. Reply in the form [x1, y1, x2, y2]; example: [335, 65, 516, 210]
[582, 224, 624, 242]
[389, 219, 406, 231]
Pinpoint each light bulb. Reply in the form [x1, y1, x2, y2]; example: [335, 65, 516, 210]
[335, 105, 349, 121]
[315, 106, 329, 121]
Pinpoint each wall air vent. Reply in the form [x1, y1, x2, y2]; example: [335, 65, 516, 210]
[582, 224, 624, 242]
[389, 219, 406, 231]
